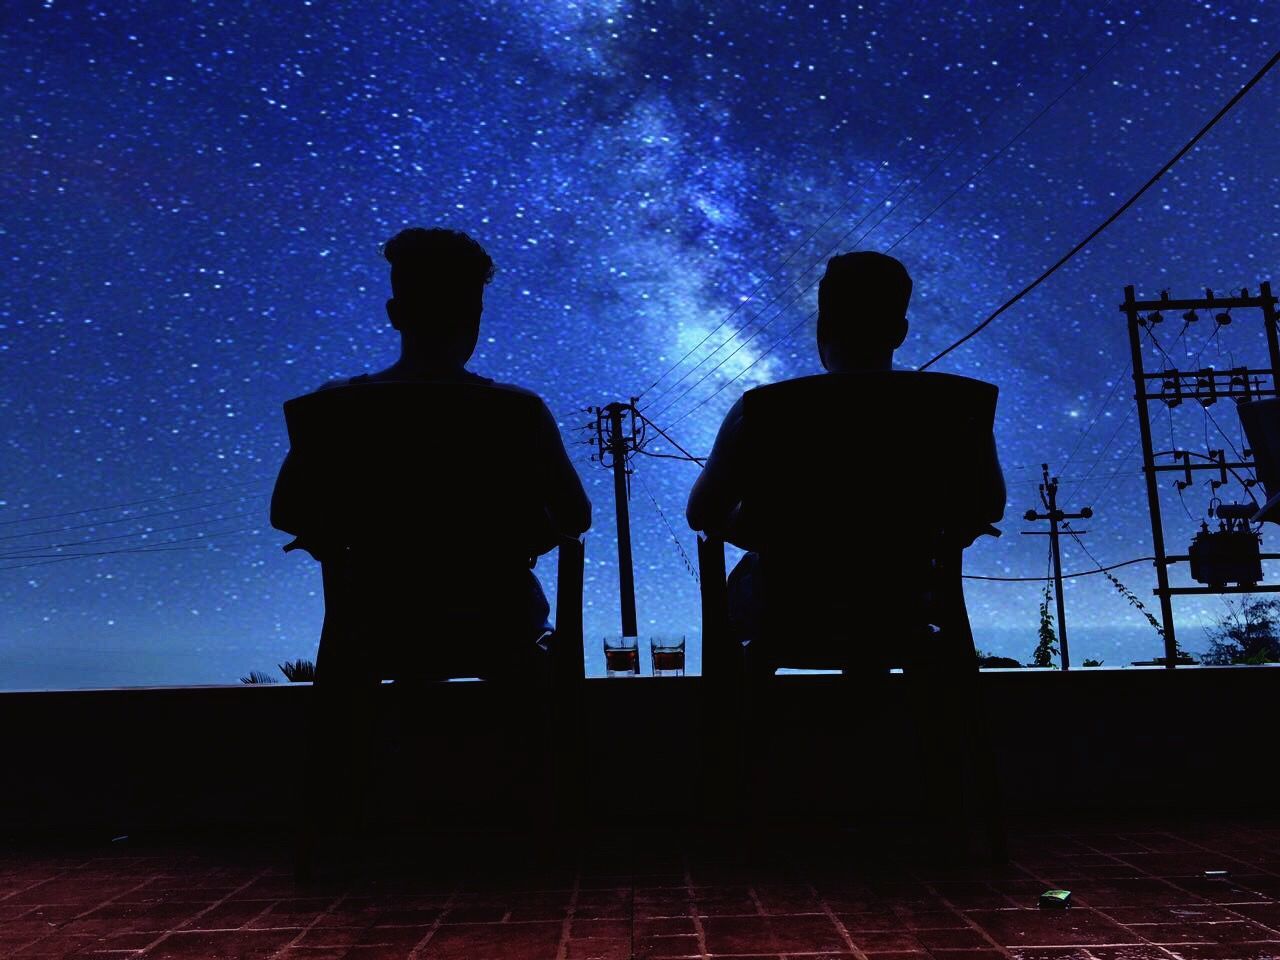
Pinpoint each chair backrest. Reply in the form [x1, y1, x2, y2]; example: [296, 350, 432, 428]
[282, 380, 552, 565]
[1238, 399, 1280, 523]
[739, 370, 997, 660]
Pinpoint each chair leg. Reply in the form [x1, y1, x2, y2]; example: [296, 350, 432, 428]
[295, 677, 377, 883]
[970, 694, 1008, 864]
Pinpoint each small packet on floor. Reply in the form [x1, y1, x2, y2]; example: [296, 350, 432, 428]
[1039, 889, 1072, 909]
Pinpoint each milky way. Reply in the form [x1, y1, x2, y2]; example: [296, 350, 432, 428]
[2, 1, 1277, 686]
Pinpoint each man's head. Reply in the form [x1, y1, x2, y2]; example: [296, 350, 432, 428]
[383, 227, 495, 364]
[815, 251, 912, 371]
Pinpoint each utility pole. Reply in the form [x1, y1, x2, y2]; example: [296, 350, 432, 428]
[1122, 283, 1280, 667]
[1023, 463, 1092, 670]
[595, 400, 639, 638]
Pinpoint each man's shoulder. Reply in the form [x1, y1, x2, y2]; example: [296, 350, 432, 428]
[313, 376, 352, 392]
[485, 379, 542, 400]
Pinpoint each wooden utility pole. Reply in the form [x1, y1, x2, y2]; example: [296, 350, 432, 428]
[599, 401, 639, 637]
[1024, 463, 1092, 670]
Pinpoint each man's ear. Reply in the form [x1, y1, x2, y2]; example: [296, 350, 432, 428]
[889, 316, 908, 350]
[386, 297, 400, 331]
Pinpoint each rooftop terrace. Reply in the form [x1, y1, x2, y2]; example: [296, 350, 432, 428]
[8, 818, 1280, 959]
[4, 666, 1280, 958]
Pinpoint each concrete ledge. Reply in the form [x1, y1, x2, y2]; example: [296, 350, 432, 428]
[3, 667, 1276, 832]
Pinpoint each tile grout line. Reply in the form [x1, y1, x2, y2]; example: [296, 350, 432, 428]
[808, 879, 871, 960]
[908, 872, 1017, 960]
[1014, 839, 1181, 960]
[266, 890, 346, 958]
[137, 866, 274, 956]
[14, 860, 175, 956]
[553, 859, 581, 960]
[1104, 828, 1280, 942]
[406, 878, 463, 960]
[682, 854, 709, 960]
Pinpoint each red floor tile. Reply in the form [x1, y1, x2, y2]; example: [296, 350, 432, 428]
[143, 927, 300, 959]
[9, 819, 1280, 959]
[966, 908, 1142, 948]
[913, 926, 995, 949]
[415, 921, 563, 960]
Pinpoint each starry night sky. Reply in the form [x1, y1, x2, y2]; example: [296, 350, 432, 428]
[2, 1, 1277, 687]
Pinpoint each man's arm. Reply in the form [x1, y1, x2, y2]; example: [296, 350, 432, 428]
[270, 379, 350, 536]
[949, 425, 1006, 548]
[686, 395, 746, 542]
[534, 400, 591, 540]
[978, 431, 1007, 524]
[269, 450, 306, 536]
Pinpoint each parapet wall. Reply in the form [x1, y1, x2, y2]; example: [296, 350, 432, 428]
[2, 667, 1275, 835]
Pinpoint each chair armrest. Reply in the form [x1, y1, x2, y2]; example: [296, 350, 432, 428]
[695, 532, 737, 681]
[552, 534, 586, 682]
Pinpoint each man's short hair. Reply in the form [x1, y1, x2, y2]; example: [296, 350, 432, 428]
[816, 251, 912, 350]
[383, 227, 495, 302]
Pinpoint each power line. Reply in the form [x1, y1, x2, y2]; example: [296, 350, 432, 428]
[0, 492, 269, 544]
[646, 4, 1146, 427]
[884, 7, 1137, 256]
[1071, 322, 1191, 506]
[1006, 453, 1142, 474]
[634, 468, 699, 586]
[644, 81, 1035, 425]
[664, 307, 817, 431]
[963, 556, 1157, 582]
[0, 477, 271, 528]
[636, 152, 899, 401]
[641, 161, 929, 418]
[635, 449, 704, 464]
[642, 29, 1094, 418]
[0, 508, 268, 557]
[919, 43, 1280, 370]
[1059, 366, 1132, 474]
[1016, 472, 1140, 496]
[0, 526, 263, 572]
[632, 409, 707, 465]
[637, 40, 1047, 410]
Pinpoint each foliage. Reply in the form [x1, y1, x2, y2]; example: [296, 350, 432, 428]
[240, 670, 279, 684]
[278, 658, 316, 682]
[1061, 520, 1192, 663]
[1082, 658, 1104, 667]
[975, 650, 1024, 668]
[1031, 584, 1059, 668]
[1201, 597, 1280, 665]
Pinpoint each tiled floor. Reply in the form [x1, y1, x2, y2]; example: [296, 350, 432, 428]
[5, 819, 1280, 959]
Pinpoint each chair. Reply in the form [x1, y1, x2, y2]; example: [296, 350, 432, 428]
[694, 370, 1006, 861]
[1238, 399, 1280, 523]
[271, 380, 586, 878]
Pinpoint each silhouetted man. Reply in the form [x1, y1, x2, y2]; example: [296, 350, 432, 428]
[686, 251, 1005, 666]
[271, 227, 591, 672]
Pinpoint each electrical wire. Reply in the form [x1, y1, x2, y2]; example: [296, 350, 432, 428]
[634, 468, 700, 586]
[883, 8, 1138, 256]
[963, 555, 1156, 582]
[0, 492, 269, 544]
[0, 509, 268, 557]
[0, 526, 263, 572]
[641, 160, 932, 418]
[637, 42, 1043, 410]
[636, 152, 900, 401]
[645, 0, 1143, 420]
[919, 44, 1280, 370]
[649, 23, 1189, 430]
[0, 477, 271, 528]
[632, 410, 707, 465]
[1058, 366, 1132, 475]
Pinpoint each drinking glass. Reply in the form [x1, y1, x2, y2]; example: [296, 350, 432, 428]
[603, 635, 639, 677]
[649, 634, 686, 677]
